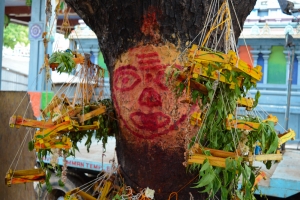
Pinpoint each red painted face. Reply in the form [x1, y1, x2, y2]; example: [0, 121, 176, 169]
[113, 45, 193, 139]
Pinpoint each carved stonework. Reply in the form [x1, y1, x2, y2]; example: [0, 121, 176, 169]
[261, 23, 270, 35]
[284, 25, 294, 35]
[296, 24, 300, 34]
[251, 25, 260, 35]
[69, 20, 96, 39]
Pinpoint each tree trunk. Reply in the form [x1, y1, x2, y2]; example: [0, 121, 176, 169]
[65, 0, 257, 199]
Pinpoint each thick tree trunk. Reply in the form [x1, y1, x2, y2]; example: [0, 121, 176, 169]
[65, 0, 257, 199]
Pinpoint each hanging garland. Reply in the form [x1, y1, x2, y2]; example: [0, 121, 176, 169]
[166, 50, 279, 199]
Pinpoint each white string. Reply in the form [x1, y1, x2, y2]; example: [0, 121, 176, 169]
[197, 0, 219, 48]
[228, 0, 254, 66]
[12, 93, 31, 116]
[194, 75, 220, 144]
[167, 0, 221, 68]
[219, 84, 240, 155]
[8, 129, 31, 181]
[7, 129, 30, 173]
[67, 164, 118, 199]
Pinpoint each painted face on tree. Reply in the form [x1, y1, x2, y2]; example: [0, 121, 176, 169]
[113, 44, 193, 139]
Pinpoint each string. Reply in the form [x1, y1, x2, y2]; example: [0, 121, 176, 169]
[194, 75, 220, 145]
[68, 164, 119, 199]
[8, 129, 31, 181]
[219, 84, 240, 156]
[228, 0, 254, 66]
[12, 92, 32, 116]
[168, 175, 198, 200]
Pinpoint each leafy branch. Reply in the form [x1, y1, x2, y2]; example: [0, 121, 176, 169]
[167, 53, 279, 199]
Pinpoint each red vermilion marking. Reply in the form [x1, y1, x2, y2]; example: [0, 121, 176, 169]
[130, 112, 170, 131]
[173, 64, 183, 70]
[122, 77, 130, 84]
[114, 65, 137, 72]
[113, 48, 193, 139]
[113, 66, 141, 92]
[112, 94, 191, 139]
[145, 73, 153, 83]
[138, 87, 162, 107]
[154, 70, 168, 90]
[141, 10, 159, 38]
[138, 59, 160, 66]
[139, 64, 163, 71]
[136, 52, 159, 59]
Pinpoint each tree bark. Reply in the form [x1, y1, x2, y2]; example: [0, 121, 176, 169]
[65, 0, 257, 199]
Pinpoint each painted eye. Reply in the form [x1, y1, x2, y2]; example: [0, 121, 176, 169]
[154, 70, 168, 90]
[113, 67, 141, 92]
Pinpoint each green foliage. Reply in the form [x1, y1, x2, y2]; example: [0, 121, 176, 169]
[26, 0, 32, 6]
[169, 51, 279, 199]
[58, 179, 65, 187]
[4, 23, 29, 49]
[112, 194, 121, 200]
[49, 51, 76, 74]
[32, 99, 118, 193]
[4, 15, 10, 27]
[68, 99, 118, 154]
[45, 167, 53, 192]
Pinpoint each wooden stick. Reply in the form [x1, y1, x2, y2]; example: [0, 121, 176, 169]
[78, 106, 106, 124]
[187, 154, 227, 168]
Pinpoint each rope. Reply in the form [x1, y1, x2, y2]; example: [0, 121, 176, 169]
[197, 0, 219, 48]
[12, 93, 31, 116]
[194, 74, 220, 144]
[219, 84, 240, 156]
[168, 175, 198, 200]
[227, 0, 254, 66]
[8, 129, 31, 180]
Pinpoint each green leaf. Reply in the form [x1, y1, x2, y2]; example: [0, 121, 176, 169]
[49, 51, 75, 74]
[46, 182, 52, 192]
[58, 179, 65, 187]
[225, 158, 233, 171]
[249, 172, 255, 186]
[200, 160, 210, 172]
[112, 194, 121, 200]
[200, 182, 213, 193]
[266, 135, 278, 154]
[192, 90, 200, 102]
[212, 176, 221, 196]
[193, 173, 215, 188]
[236, 190, 244, 200]
[266, 160, 272, 169]
[261, 128, 266, 152]
[253, 91, 261, 108]
[244, 164, 251, 178]
[28, 141, 34, 151]
[221, 186, 229, 200]
[245, 184, 252, 199]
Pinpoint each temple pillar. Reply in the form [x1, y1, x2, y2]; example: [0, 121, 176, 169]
[0, 0, 5, 89]
[92, 51, 99, 65]
[295, 51, 300, 86]
[250, 48, 260, 67]
[252, 54, 259, 67]
[261, 50, 271, 84]
[28, 0, 56, 91]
